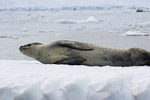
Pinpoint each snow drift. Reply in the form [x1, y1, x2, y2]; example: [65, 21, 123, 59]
[0, 60, 150, 100]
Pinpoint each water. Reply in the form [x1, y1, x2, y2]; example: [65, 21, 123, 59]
[0, 10, 150, 60]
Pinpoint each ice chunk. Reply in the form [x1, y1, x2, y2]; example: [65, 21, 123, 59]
[77, 16, 98, 23]
[20, 28, 28, 32]
[56, 19, 77, 24]
[38, 30, 53, 33]
[136, 7, 150, 12]
[122, 31, 149, 36]
[57, 16, 98, 24]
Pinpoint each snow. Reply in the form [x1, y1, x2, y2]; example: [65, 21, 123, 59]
[123, 31, 149, 36]
[0, 60, 150, 100]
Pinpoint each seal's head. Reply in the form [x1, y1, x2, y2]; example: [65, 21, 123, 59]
[19, 43, 42, 58]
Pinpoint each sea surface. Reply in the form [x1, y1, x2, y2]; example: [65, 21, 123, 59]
[0, 10, 150, 60]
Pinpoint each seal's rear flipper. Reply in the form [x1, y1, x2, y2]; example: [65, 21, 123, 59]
[57, 40, 94, 51]
[54, 58, 86, 65]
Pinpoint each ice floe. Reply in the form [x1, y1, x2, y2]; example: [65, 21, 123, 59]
[0, 60, 150, 100]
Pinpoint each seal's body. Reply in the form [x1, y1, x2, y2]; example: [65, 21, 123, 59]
[19, 40, 150, 66]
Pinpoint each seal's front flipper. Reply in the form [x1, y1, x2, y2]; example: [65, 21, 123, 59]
[57, 40, 94, 51]
[54, 58, 86, 65]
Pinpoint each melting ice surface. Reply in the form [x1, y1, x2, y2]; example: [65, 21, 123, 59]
[0, 7, 150, 100]
[0, 60, 150, 100]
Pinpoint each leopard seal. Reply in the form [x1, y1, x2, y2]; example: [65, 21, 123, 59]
[19, 40, 150, 66]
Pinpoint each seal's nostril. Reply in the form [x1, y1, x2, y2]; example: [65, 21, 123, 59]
[19, 46, 22, 50]
[19, 46, 24, 51]
[19, 45, 29, 51]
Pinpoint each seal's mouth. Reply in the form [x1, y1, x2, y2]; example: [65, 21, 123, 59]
[19, 45, 29, 51]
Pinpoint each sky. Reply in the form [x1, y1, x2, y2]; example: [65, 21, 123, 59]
[0, 0, 149, 8]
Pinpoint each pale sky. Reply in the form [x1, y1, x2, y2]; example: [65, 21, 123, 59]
[0, 0, 149, 8]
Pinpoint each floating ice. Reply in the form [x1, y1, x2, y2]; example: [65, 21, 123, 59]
[0, 60, 150, 100]
[41, 20, 50, 23]
[122, 31, 149, 36]
[38, 30, 53, 33]
[57, 19, 77, 24]
[77, 16, 98, 23]
[128, 22, 150, 33]
[20, 28, 28, 32]
[136, 7, 150, 12]
[0, 36, 18, 39]
[57, 16, 98, 24]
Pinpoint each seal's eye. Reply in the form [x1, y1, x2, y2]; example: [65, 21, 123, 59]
[27, 44, 31, 46]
